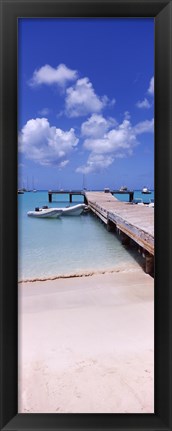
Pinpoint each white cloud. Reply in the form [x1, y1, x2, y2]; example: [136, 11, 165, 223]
[76, 154, 114, 174]
[81, 114, 116, 138]
[58, 160, 69, 168]
[30, 63, 78, 87]
[134, 118, 154, 135]
[83, 119, 138, 155]
[136, 76, 154, 109]
[65, 77, 108, 117]
[136, 98, 151, 109]
[148, 76, 154, 95]
[18, 117, 78, 166]
[76, 116, 154, 174]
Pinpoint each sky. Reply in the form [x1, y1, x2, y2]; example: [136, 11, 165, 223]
[18, 18, 154, 191]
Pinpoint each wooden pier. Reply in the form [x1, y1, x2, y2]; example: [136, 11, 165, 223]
[48, 189, 134, 203]
[84, 192, 154, 275]
[48, 190, 87, 203]
[47, 189, 154, 274]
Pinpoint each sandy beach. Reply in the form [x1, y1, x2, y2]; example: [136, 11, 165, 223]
[18, 269, 154, 413]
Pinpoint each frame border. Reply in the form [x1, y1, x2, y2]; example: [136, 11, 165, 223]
[0, 0, 172, 430]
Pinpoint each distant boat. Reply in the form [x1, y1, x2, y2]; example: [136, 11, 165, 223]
[27, 206, 62, 218]
[32, 176, 37, 192]
[56, 203, 86, 216]
[18, 189, 24, 194]
[142, 187, 151, 194]
[120, 186, 128, 192]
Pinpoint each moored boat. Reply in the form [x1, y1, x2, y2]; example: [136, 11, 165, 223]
[142, 187, 151, 194]
[27, 206, 63, 218]
[56, 203, 86, 216]
[119, 186, 128, 192]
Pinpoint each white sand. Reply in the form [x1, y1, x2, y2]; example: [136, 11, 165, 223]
[18, 270, 154, 413]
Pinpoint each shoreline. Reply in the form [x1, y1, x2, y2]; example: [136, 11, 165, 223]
[18, 261, 145, 284]
[18, 270, 154, 413]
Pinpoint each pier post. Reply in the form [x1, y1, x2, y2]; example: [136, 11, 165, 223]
[145, 252, 154, 275]
[70, 194, 72, 203]
[107, 219, 116, 232]
[121, 232, 130, 246]
[129, 191, 134, 202]
[49, 193, 52, 203]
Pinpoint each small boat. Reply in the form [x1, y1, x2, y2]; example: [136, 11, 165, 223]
[18, 190, 24, 194]
[27, 206, 63, 218]
[142, 187, 151, 194]
[56, 203, 86, 216]
[120, 186, 128, 192]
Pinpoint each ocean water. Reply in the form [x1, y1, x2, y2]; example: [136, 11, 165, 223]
[18, 190, 154, 281]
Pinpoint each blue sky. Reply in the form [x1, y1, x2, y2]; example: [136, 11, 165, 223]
[18, 18, 154, 190]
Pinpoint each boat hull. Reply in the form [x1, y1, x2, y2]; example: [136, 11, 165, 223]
[27, 209, 62, 218]
[56, 204, 86, 216]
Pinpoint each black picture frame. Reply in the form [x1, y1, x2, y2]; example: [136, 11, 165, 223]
[0, 0, 172, 430]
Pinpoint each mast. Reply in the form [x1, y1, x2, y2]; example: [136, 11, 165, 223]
[82, 174, 86, 190]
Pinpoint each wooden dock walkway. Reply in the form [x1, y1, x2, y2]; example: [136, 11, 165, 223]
[84, 191, 154, 274]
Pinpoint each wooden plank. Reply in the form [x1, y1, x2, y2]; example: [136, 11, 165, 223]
[85, 191, 154, 256]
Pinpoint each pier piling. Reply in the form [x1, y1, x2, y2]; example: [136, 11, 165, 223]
[84, 191, 154, 275]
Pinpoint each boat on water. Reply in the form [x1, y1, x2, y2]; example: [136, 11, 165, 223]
[142, 187, 151, 194]
[27, 206, 63, 218]
[18, 189, 24, 194]
[27, 204, 86, 218]
[56, 203, 86, 216]
[120, 186, 128, 192]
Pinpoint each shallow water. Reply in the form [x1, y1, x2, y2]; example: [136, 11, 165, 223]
[18, 190, 154, 281]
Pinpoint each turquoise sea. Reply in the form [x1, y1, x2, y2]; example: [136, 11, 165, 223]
[18, 190, 154, 281]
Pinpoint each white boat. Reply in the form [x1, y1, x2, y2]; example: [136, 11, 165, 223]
[27, 206, 63, 218]
[120, 186, 128, 192]
[142, 187, 151, 194]
[56, 203, 86, 216]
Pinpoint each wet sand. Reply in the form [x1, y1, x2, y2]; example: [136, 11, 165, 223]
[18, 269, 154, 413]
